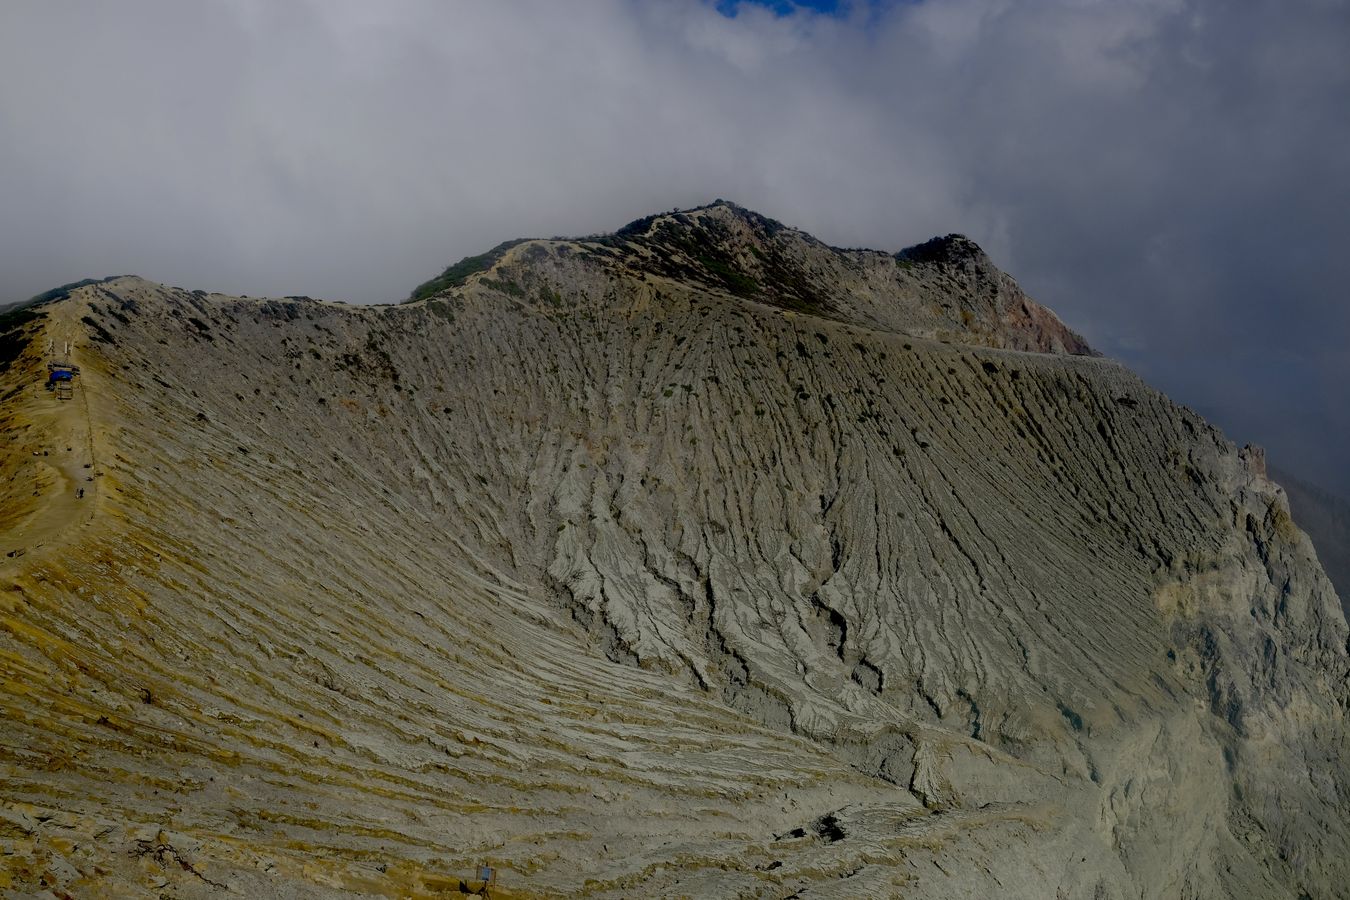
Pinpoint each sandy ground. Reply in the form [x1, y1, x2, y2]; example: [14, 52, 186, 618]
[1, 302, 102, 567]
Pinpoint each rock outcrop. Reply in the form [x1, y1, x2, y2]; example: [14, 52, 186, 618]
[1272, 464, 1350, 619]
[1, 203, 1346, 898]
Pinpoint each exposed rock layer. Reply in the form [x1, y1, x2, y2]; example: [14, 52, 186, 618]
[1, 204, 1346, 897]
[1273, 464, 1350, 618]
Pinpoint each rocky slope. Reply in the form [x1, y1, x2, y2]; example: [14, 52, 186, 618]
[1272, 465, 1350, 619]
[1, 202, 1346, 898]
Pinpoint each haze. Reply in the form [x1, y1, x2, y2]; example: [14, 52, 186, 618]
[1, 0, 1346, 493]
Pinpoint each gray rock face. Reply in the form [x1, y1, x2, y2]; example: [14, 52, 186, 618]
[1272, 464, 1350, 619]
[0, 205, 1346, 897]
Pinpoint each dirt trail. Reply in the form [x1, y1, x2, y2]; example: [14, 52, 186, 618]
[0, 301, 100, 566]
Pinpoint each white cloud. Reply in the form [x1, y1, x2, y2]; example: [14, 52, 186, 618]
[1, 0, 1346, 490]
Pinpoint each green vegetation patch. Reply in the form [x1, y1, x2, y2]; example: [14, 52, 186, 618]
[481, 277, 526, 298]
[0, 275, 128, 371]
[19, 277, 112, 307]
[0, 304, 47, 373]
[406, 239, 526, 303]
[698, 254, 760, 298]
[641, 218, 762, 299]
[895, 234, 974, 266]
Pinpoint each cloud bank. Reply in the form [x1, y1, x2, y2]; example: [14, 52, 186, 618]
[2, 0, 1347, 491]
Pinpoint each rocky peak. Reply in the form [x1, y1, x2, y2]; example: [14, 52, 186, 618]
[411, 202, 1098, 357]
[896, 233, 988, 267]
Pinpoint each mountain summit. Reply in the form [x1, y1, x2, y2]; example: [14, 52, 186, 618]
[409, 200, 1096, 356]
[0, 205, 1346, 897]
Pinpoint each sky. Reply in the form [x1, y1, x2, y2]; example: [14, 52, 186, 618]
[1, 0, 1347, 494]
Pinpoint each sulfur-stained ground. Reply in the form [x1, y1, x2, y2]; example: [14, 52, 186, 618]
[2, 205, 1347, 898]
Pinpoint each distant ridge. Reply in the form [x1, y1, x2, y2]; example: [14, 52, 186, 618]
[408, 200, 1097, 356]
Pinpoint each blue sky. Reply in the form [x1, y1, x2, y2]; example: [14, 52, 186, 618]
[717, 0, 845, 16]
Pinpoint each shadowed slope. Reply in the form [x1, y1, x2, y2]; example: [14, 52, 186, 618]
[2, 206, 1347, 898]
[1273, 464, 1350, 618]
